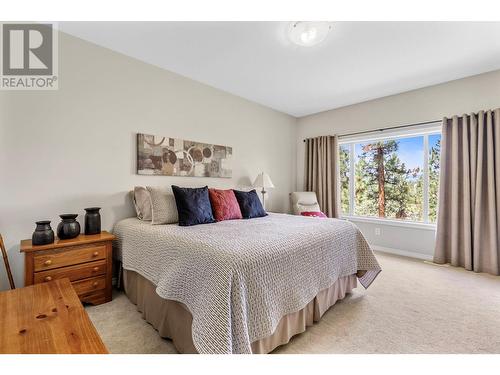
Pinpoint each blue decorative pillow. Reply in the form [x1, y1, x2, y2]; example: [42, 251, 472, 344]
[233, 189, 268, 219]
[171, 185, 215, 226]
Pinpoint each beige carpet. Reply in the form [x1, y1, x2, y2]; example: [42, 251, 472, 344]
[86, 252, 500, 354]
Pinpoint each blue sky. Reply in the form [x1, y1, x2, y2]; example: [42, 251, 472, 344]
[353, 134, 441, 170]
[429, 134, 441, 149]
[394, 137, 423, 169]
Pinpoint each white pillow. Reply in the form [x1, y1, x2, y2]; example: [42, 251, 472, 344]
[133, 186, 152, 221]
[146, 186, 179, 225]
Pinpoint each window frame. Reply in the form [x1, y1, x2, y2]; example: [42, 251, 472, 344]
[338, 124, 441, 227]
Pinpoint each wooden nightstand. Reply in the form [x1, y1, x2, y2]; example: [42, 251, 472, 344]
[20, 231, 115, 305]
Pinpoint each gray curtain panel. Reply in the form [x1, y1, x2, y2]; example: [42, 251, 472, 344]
[304, 135, 340, 218]
[434, 108, 500, 275]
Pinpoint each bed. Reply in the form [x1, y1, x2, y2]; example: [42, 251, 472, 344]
[113, 212, 381, 354]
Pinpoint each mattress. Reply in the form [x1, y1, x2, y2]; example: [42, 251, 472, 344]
[113, 213, 381, 353]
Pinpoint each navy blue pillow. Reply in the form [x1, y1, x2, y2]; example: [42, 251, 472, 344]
[171, 185, 215, 226]
[233, 189, 267, 219]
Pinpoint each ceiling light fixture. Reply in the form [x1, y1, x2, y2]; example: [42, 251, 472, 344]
[288, 21, 332, 47]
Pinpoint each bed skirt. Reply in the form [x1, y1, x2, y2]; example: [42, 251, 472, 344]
[123, 270, 357, 354]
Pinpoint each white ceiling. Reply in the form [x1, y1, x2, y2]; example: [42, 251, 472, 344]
[60, 22, 500, 117]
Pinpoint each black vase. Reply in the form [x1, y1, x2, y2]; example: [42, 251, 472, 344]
[57, 214, 81, 239]
[84, 207, 101, 235]
[32, 220, 55, 245]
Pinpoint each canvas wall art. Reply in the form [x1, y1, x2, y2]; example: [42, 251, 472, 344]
[137, 133, 232, 178]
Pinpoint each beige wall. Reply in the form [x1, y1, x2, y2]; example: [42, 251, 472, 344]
[0, 33, 297, 290]
[296, 69, 500, 257]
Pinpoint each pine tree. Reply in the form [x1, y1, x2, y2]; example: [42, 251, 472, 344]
[356, 141, 399, 217]
[340, 138, 431, 221]
[339, 146, 350, 214]
[384, 153, 412, 219]
[355, 153, 378, 216]
[428, 139, 441, 222]
[354, 140, 421, 220]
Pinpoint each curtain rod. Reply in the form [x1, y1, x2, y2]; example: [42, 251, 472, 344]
[302, 119, 442, 142]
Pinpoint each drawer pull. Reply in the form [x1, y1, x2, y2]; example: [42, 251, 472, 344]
[44, 276, 52, 282]
[92, 251, 99, 257]
[44, 260, 52, 266]
[93, 267, 100, 272]
[92, 281, 99, 287]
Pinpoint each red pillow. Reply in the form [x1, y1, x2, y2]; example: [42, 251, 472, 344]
[301, 211, 327, 218]
[208, 189, 243, 222]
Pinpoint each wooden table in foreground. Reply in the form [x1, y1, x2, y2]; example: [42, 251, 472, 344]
[0, 278, 108, 354]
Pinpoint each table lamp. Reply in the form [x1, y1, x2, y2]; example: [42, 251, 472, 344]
[253, 172, 274, 209]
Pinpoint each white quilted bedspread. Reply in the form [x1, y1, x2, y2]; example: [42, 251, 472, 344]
[113, 213, 381, 353]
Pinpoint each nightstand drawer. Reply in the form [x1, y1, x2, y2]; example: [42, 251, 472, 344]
[21, 231, 115, 306]
[34, 244, 106, 271]
[80, 290, 107, 305]
[34, 260, 106, 283]
[72, 276, 106, 296]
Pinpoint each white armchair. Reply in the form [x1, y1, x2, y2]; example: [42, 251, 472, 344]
[290, 192, 321, 215]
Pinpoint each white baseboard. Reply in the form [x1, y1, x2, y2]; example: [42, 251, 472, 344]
[371, 245, 433, 261]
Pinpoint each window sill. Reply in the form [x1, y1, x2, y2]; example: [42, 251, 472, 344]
[341, 215, 437, 231]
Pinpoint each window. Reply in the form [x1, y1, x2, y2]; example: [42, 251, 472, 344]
[339, 127, 441, 224]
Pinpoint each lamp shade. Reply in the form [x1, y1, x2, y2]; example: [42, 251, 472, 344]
[253, 172, 274, 189]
